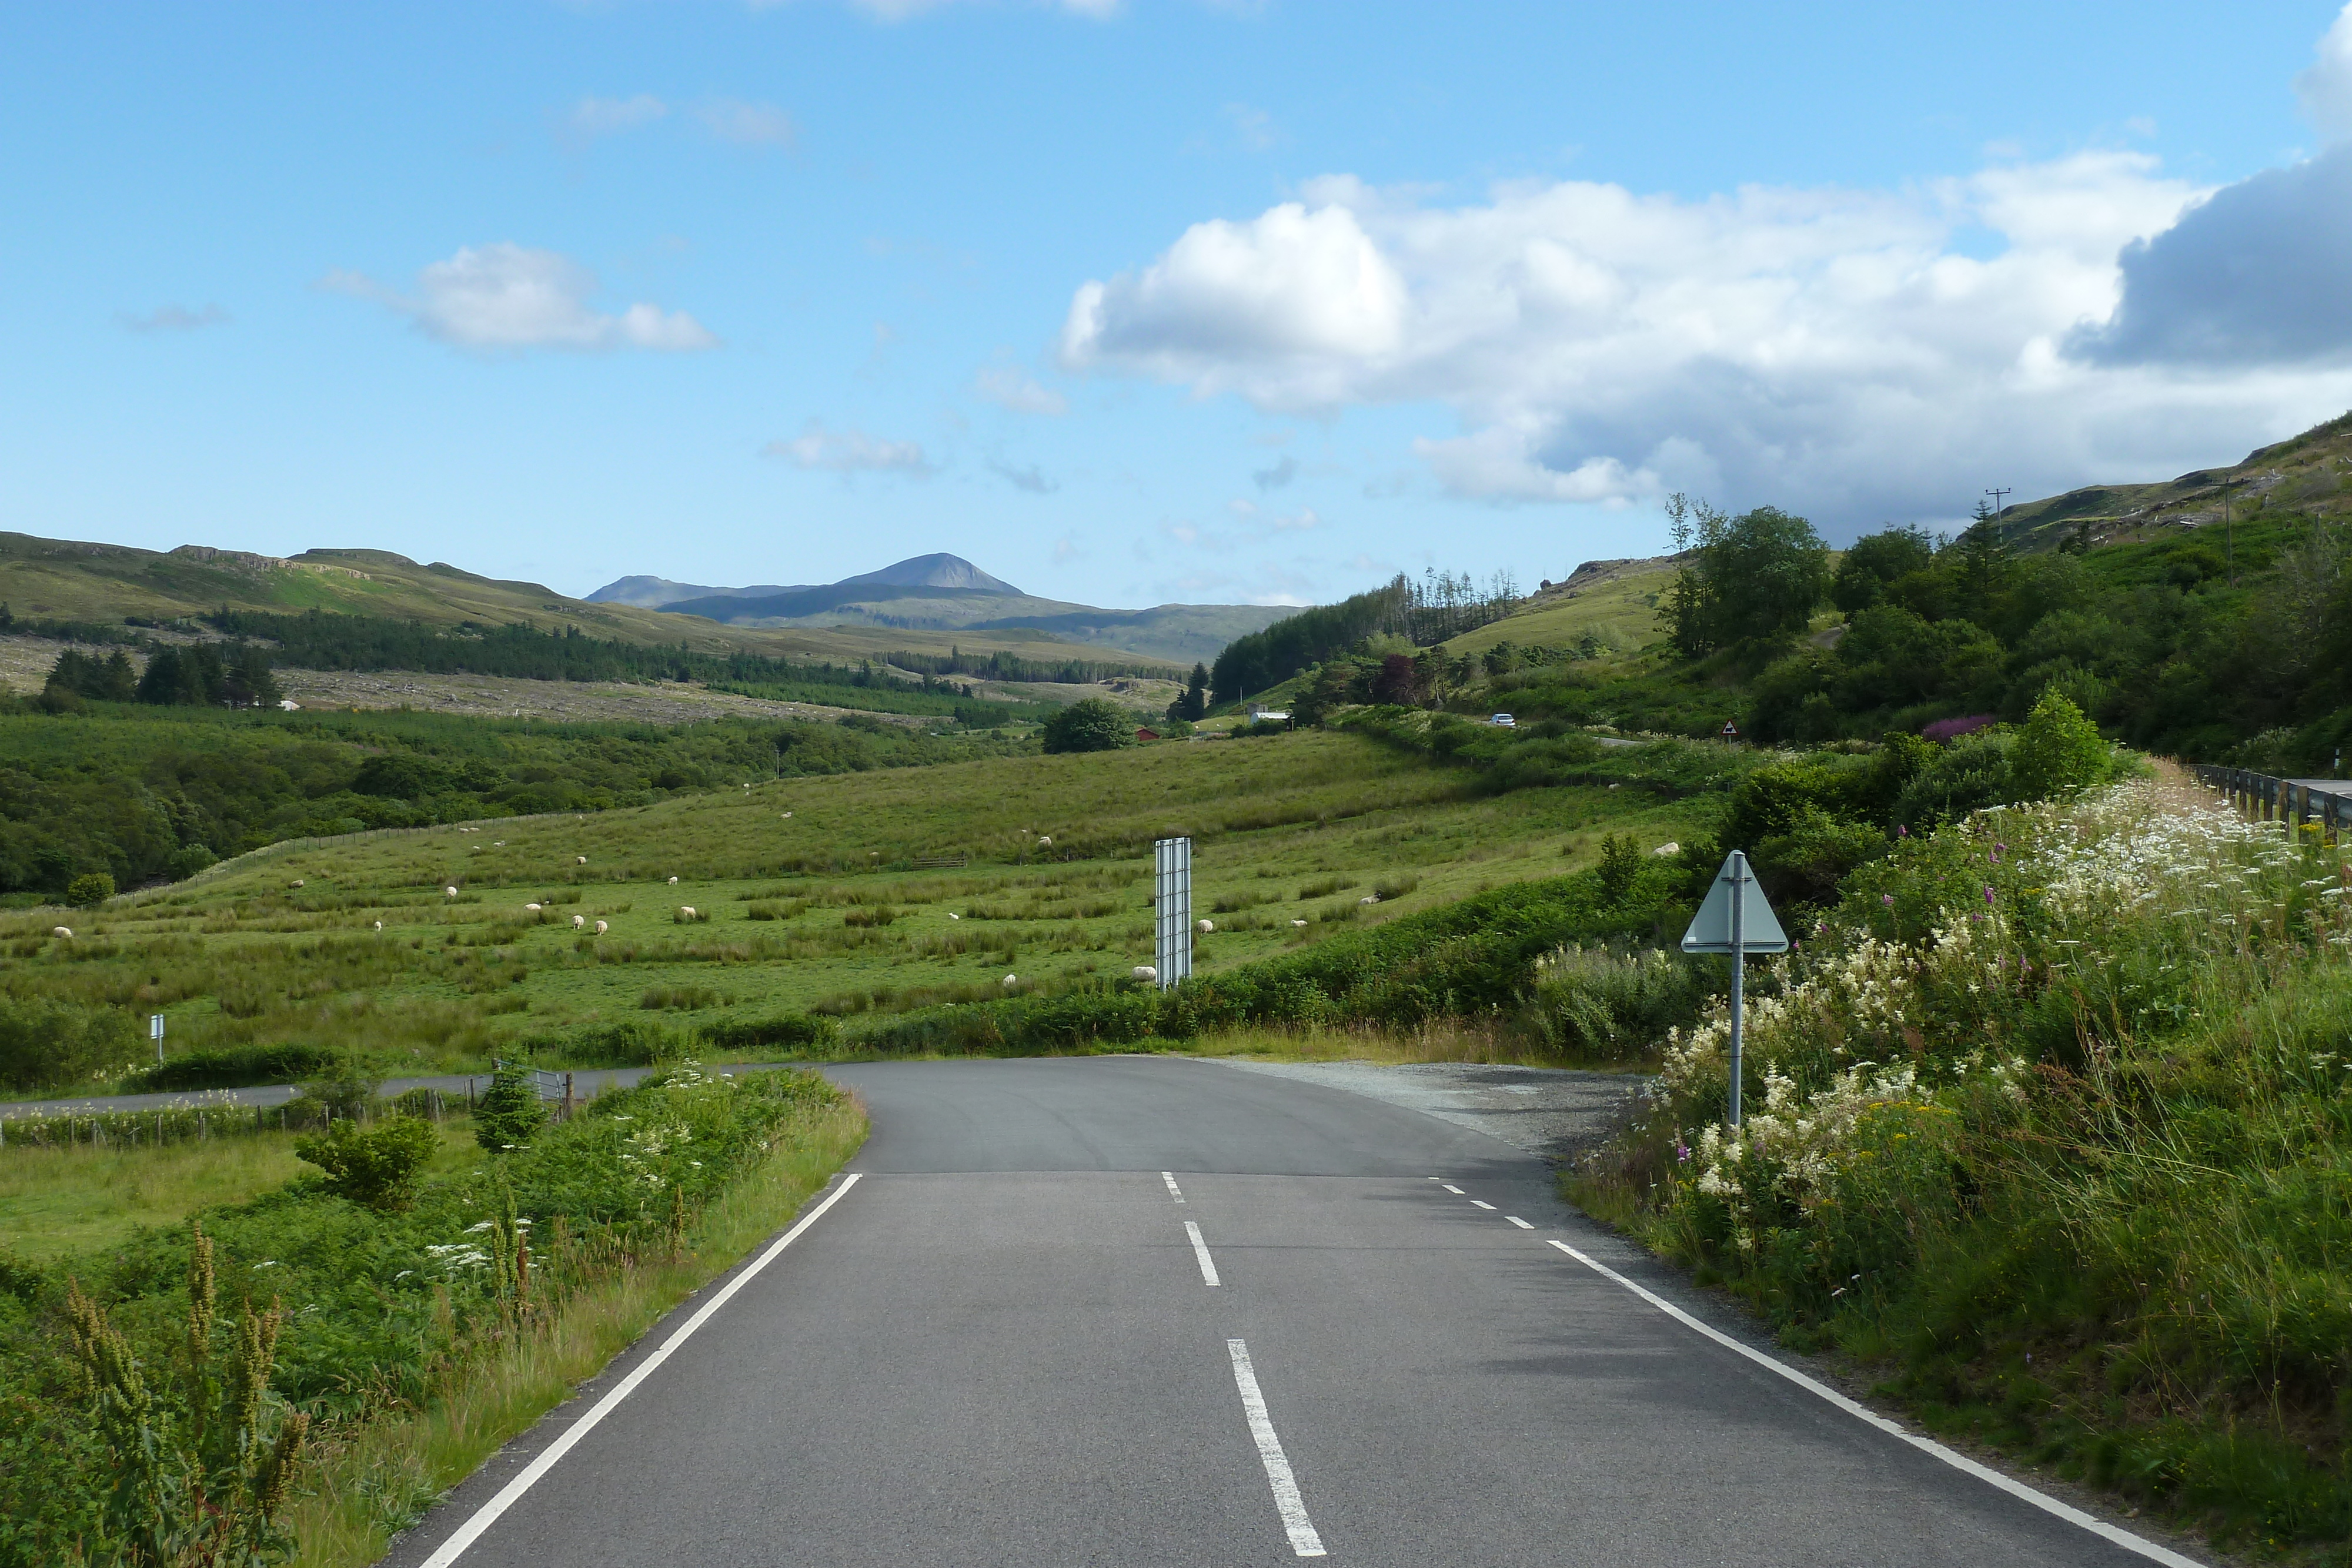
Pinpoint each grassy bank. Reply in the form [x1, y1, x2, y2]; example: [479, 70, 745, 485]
[0, 1065, 862, 1566]
[1572, 777, 2352, 1556]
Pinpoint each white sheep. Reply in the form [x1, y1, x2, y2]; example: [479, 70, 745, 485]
[1002, 974, 1018, 988]
[947, 912, 960, 920]
[1036, 835, 1052, 847]
[594, 920, 609, 935]
[1359, 894, 1380, 905]
[1196, 919, 1214, 934]
[679, 906, 697, 918]
[1291, 918, 1308, 928]
[668, 875, 680, 885]
[51, 927, 71, 940]
[572, 914, 586, 929]
[524, 903, 543, 912]
[1652, 841, 1681, 857]
[289, 878, 305, 888]
[576, 855, 587, 864]
[781, 811, 793, 819]
[373, 920, 383, 931]
[1131, 965, 1158, 982]
[445, 885, 459, 898]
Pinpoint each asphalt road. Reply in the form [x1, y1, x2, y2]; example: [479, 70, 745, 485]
[383, 1055, 2203, 1568]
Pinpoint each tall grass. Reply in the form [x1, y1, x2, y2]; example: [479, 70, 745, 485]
[1574, 778, 2352, 1550]
[282, 1099, 866, 1567]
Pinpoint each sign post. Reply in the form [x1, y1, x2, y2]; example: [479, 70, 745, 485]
[149, 1014, 165, 1065]
[1678, 851, 1787, 1128]
[1153, 837, 1193, 989]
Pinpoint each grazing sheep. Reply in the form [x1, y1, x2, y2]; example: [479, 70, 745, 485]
[572, 914, 586, 929]
[679, 906, 697, 918]
[289, 878, 305, 888]
[524, 903, 543, 912]
[1002, 974, 1018, 988]
[445, 885, 459, 898]
[594, 920, 609, 935]
[373, 920, 383, 931]
[1358, 894, 1380, 905]
[1652, 841, 1681, 856]
[781, 811, 793, 818]
[576, 855, 587, 864]
[51, 927, 71, 940]
[947, 912, 960, 920]
[1291, 918, 1308, 928]
[668, 876, 679, 885]
[1131, 965, 1158, 982]
[1036, 836, 1052, 847]
[1196, 919, 1214, 935]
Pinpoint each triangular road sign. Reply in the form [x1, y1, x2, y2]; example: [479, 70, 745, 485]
[1681, 850, 1788, 955]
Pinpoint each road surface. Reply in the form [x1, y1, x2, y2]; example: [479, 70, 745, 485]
[382, 1055, 2203, 1567]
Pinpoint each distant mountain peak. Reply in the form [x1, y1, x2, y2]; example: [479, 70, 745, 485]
[837, 553, 1019, 594]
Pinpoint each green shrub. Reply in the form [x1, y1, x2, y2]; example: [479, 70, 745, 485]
[697, 1011, 837, 1054]
[0, 994, 140, 1092]
[473, 1066, 547, 1152]
[64, 871, 114, 908]
[639, 985, 726, 1011]
[126, 1042, 340, 1092]
[293, 1116, 440, 1211]
[2010, 688, 2109, 801]
[1040, 698, 1131, 754]
[1529, 942, 1718, 1061]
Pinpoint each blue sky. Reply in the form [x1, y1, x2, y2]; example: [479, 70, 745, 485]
[6, 2, 2352, 610]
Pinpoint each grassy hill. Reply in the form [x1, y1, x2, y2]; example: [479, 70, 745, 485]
[0, 728, 1709, 1086]
[0, 531, 1181, 670]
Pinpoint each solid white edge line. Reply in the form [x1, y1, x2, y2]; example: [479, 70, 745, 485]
[417, 1172, 866, 1568]
[1162, 1170, 1185, 1203]
[1185, 1219, 1222, 1286]
[1226, 1338, 1328, 1557]
[1541, 1238, 2204, 1568]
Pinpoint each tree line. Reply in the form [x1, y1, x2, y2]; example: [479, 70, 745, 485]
[1209, 570, 1522, 703]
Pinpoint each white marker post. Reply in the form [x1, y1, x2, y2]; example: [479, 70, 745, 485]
[149, 1013, 165, 1065]
[1679, 851, 1787, 1128]
[1153, 836, 1193, 989]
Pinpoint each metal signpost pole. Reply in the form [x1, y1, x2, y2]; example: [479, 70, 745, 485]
[1154, 837, 1192, 990]
[150, 1013, 165, 1065]
[1728, 857, 1744, 1129]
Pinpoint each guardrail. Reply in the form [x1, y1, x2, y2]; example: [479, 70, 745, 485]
[2193, 765, 2352, 838]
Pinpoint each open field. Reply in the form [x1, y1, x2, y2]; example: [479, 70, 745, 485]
[1438, 556, 1673, 660]
[1, 730, 1701, 1080]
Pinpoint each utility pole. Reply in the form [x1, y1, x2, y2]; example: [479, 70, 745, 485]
[1984, 486, 2012, 519]
[2222, 477, 2236, 587]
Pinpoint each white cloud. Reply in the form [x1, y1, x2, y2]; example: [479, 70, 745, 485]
[1058, 146, 2352, 527]
[975, 363, 1068, 414]
[763, 420, 933, 476]
[559, 94, 667, 149]
[323, 243, 718, 353]
[696, 98, 797, 148]
[117, 303, 230, 332]
[2299, 4, 2352, 139]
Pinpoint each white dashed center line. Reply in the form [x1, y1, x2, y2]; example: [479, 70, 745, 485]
[1162, 1171, 1185, 1203]
[1440, 1185, 1464, 1194]
[1506, 1216, 1534, 1229]
[1185, 1220, 1221, 1286]
[1470, 1200, 1496, 1210]
[1227, 1339, 1327, 1558]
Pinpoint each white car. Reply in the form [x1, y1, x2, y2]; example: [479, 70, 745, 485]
[1488, 713, 1516, 727]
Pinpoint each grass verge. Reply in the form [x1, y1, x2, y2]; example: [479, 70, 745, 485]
[285, 1096, 866, 1567]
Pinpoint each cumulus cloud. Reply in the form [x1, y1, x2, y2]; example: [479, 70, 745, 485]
[1057, 145, 2352, 526]
[2072, 143, 2352, 367]
[117, 303, 230, 332]
[975, 363, 1068, 414]
[763, 420, 933, 476]
[558, 94, 667, 150]
[323, 244, 718, 353]
[2298, 4, 2352, 138]
[696, 99, 797, 148]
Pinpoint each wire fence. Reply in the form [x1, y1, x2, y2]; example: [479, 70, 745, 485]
[0, 1088, 464, 1152]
